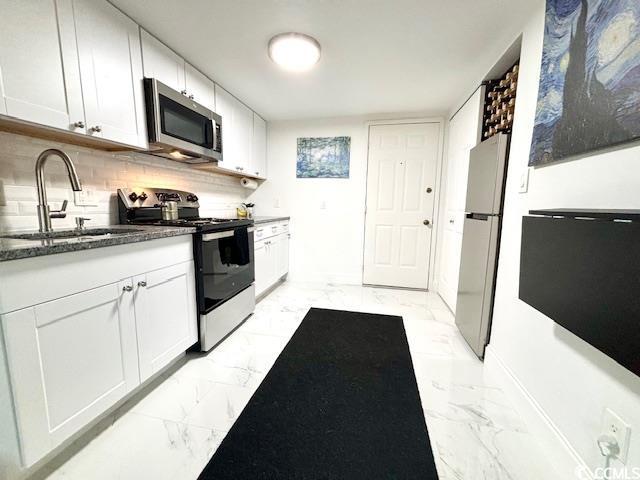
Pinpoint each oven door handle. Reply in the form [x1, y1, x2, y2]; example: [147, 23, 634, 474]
[202, 230, 235, 241]
[202, 226, 254, 241]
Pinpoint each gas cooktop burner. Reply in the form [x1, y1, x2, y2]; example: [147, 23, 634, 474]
[117, 188, 253, 233]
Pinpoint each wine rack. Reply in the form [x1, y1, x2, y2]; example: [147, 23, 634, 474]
[482, 63, 519, 140]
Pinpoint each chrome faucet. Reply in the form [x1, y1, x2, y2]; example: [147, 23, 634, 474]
[35, 149, 82, 232]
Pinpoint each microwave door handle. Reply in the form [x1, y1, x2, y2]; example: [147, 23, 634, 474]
[206, 118, 215, 150]
[202, 230, 235, 241]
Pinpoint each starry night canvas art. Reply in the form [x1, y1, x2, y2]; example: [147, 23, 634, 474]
[529, 0, 640, 167]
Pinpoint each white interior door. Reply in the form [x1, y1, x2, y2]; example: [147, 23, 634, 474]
[363, 122, 440, 289]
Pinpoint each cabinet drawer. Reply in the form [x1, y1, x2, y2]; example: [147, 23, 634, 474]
[254, 221, 289, 242]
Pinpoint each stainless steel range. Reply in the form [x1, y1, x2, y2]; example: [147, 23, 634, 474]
[118, 187, 255, 351]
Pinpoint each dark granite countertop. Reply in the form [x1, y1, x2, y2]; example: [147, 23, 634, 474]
[0, 225, 196, 262]
[253, 216, 291, 225]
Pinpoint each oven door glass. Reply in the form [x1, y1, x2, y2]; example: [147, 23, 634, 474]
[159, 94, 214, 149]
[199, 228, 254, 312]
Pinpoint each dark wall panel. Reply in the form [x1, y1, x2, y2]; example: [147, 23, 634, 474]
[520, 215, 640, 377]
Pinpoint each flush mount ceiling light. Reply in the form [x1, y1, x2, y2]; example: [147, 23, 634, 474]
[268, 33, 321, 72]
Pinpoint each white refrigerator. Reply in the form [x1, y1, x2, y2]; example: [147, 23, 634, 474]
[455, 133, 509, 358]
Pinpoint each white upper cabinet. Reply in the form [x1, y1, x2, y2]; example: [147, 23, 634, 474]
[185, 63, 215, 111]
[141, 32, 215, 111]
[251, 113, 267, 179]
[0, 0, 85, 132]
[214, 85, 234, 171]
[215, 84, 253, 173]
[234, 101, 254, 173]
[140, 29, 186, 92]
[73, 0, 147, 148]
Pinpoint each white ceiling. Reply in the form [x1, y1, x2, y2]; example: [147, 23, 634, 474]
[110, 0, 537, 121]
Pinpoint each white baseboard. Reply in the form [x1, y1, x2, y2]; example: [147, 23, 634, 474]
[485, 347, 593, 479]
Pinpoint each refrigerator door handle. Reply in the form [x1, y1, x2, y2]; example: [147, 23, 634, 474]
[466, 213, 491, 221]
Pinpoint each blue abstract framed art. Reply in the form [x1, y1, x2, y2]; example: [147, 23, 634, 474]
[296, 137, 351, 178]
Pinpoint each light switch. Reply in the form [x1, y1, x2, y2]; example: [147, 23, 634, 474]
[519, 168, 530, 194]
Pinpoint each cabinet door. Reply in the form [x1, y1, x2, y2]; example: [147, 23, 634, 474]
[140, 30, 185, 92]
[277, 233, 290, 278]
[73, 0, 147, 147]
[251, 113, 267, 178]
[134, 262, 197, 382]
[254, 239, 270, 297]
[185, 63, 215, 111]
[214, 84, 235, 171]
[0, 0, 85, 132]
[234, 100, 254, 173]
[215, 84, 253, 174]
[439, 228, 463, 312]
[1, 280, 139, 467]
[268, 235, 283, 286]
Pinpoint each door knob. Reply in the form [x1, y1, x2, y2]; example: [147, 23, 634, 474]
[423, 220, 431, 226]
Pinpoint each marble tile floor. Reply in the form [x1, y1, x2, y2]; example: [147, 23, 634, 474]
[40, 281, 562, 480]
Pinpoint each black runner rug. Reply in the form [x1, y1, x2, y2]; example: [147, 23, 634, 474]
[198, 307, 438, 479]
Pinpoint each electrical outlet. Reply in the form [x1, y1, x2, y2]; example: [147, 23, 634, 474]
[274, 198, 281, 208]
[74, 189, 97, 207]
[519, 168, 530, 193]
[601, 408, 631, 463]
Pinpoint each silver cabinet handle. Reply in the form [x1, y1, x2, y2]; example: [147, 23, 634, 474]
[90, 125, 102, 133]
[138, 281, 147, 287]
[423, 219, 431, 226]
[255, 171, 260, 175]
[74, 121, 85, 129]
[122, 285, 133, 292]
[449, 219, 455, 224]
[181, 89, 188, 95]
[188, 94, 194, 100]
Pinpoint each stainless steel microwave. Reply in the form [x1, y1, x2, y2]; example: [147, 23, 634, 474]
[143, 78, 222, 164]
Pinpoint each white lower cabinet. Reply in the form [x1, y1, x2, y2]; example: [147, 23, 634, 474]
[134, 262, 197, 382]
[0, 237, 197, 468]
[254, 221, 290, 298]
[1, 281, 139, 466]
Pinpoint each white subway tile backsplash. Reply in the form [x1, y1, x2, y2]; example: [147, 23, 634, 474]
[0, 131, 250, 232]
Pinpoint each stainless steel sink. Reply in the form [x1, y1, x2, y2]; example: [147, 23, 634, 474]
[1, 228, 143, 241]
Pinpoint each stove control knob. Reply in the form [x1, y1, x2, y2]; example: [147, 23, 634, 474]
[139, 192, 148, 202]
[128, 192, 138, 202]
[186, 194, 199, 202]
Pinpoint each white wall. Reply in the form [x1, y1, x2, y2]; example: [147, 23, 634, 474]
[248, 114, 443, 285]
[0, 131, 249, 232]
[487, 1, 640, 476]
[248, 117, 369, 284]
